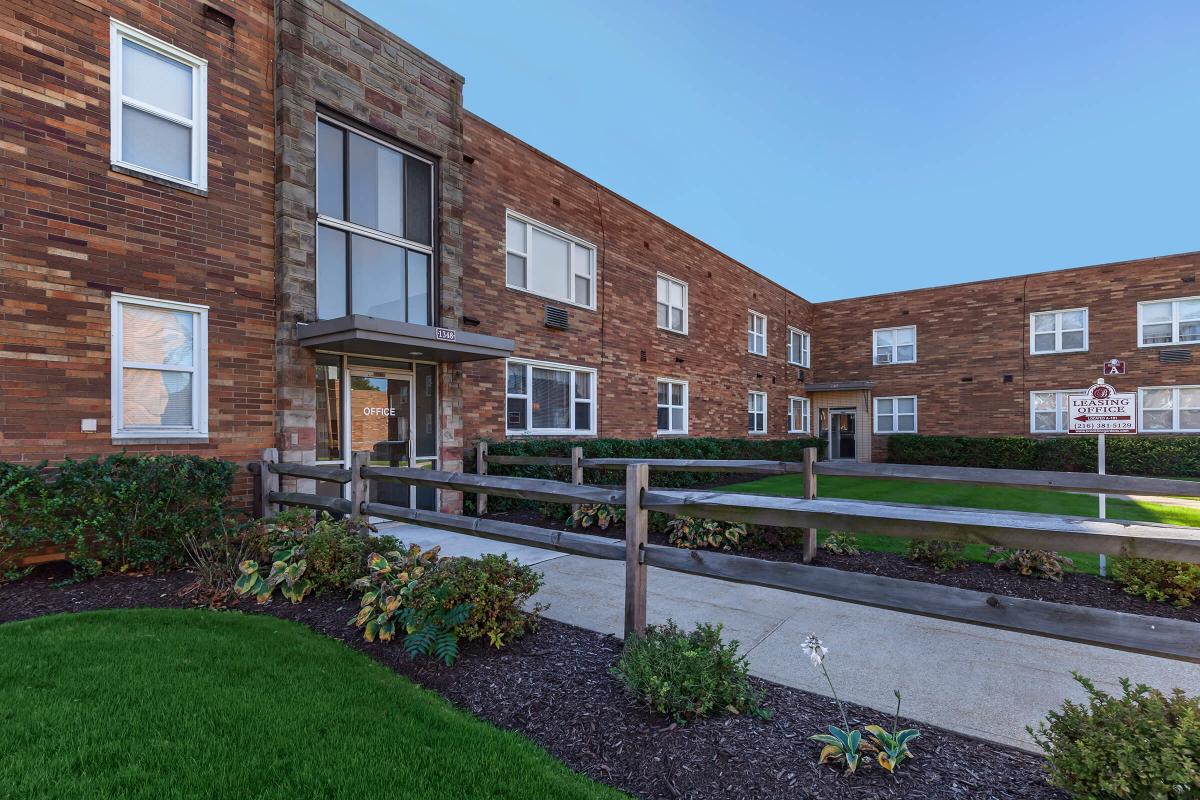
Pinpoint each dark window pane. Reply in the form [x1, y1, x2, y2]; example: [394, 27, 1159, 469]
[407, 250, 429, 326]
[317, 121, 344, 219]
[657, 407, 669, 430]
[351, 234, 406, 320]
[316, 225, 347, 319]
[348, 132, 402, 236]
[415, 363, 437, 457]
[506, 397, 526, 430]
[405, 156, 433, 245]
[574, 402, 591, 431]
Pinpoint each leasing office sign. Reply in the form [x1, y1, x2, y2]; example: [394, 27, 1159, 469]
[1068, 382, 1137, 435]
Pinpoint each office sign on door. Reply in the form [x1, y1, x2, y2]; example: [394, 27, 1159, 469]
[1068, 382, 1137, 435]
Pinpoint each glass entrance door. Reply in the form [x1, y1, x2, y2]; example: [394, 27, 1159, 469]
[349, 367, 414, 509]
[829, 410, 857, 460]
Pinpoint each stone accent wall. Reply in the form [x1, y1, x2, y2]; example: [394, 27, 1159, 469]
[459, 114, 817, 446]
[274, 0, 467, 510]
[0, 0, 275, 497]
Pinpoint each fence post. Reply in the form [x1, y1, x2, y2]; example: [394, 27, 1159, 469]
[475, 441, 488, 517]
[802, 447, 817, 563]
[624, 463, 649, 638]
[349, 450, 370, 527]
[258, 447, 279, 520]
[570, 446, 584, 517]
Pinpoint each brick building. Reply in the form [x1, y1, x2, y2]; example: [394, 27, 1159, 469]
[3, 0, 1199, 517]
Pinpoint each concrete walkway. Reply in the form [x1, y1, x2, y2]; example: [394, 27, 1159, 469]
[382, 522, 1200, 752]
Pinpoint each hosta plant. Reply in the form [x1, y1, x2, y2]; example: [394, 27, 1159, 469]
[666, 516, 747, 551]
[803, 634, 868, 774]
[864, 691, 920, 772]
[987, 547, 1073, 582]
[821, 532, 861, 556]
[569, 503, 625, 531]
[233, 521, 312, 604]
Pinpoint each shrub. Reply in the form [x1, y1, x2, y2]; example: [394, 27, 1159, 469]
[613, 620, 767, 722]
[986, 547, 1074, 582]
[822, 532, 861, 556]
[48, 454, 235, 575]
[0, 462, 50, 583]
[568, 503, 625, 531]
[411, 553, 544, 647]
[181, 518, 267, 607]
[1112, 556, 1200, 608]
[666, 516, 747, 550]
[906, 539, 965, 571]
[1030, 672, 1200, 799]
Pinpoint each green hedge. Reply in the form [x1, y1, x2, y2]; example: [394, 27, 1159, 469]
[1, 454, 236, 578]
[464, 436, 825, 514]
[886, 434, 1200, 477]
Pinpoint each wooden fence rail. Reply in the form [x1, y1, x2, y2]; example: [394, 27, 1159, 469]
[250, 448, 1200, 664]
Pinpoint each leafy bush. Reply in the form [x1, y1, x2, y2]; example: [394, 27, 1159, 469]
[568, 503, 625, 531]
[987, 548, 1074, 582]
[666, 517, 747, 550]
[465, 436, 825, 514]
[906, 539, 965, 572]
[822, 532, 861, 556]
[613, 620, 767, 722]
[0, 462, 50, 583]
[410, 553, 543, 647]
[47, 454, 235, 574]
[1112, 556, 1200, 608]
[1030, 672, 1200, 799]
[888, 432, 1200, 477]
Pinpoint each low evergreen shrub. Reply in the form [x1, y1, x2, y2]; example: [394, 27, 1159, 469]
[1112, 555, 1200, 608]
[0, 462, 51, 583]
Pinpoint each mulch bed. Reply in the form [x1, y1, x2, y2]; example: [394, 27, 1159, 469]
[488, 508, 1200, 623]
[2, 563, 1065, 800]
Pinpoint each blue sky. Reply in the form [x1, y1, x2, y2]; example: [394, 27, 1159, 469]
[350, 1, 1200, 301]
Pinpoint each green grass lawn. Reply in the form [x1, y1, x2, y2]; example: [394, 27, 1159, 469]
[0, 609, 624, 800]
[721, 474, 1200, 576]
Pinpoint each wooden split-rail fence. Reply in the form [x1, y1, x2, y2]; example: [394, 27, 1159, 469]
[249, 446, 1200, 664]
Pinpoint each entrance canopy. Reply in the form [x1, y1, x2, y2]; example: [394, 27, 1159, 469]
[298, 315, 514, 363]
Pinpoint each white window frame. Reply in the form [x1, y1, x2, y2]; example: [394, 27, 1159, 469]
[873, 396, 918, 434]
[787, 396, 810, 433]
[873, 325, 917, 365]
[1137, 297, 1200, 347]
[1029, 389, 1087, 433]
[111, 293, 209, 440]
[505, 210, 596, 310]
[787, 327, 811, 367]
[1139, 386, 1200, 433]
[748, 311, 767, 356]
[109, 19, 208, 191]
[656, 379, 688, 434]
[748, 391, 767, 434]
[1029, 308, 1088, 355]
[656, 273, 688, 335]
[505, 358, 597, 436]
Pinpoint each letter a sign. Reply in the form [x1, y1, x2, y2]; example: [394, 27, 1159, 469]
[1068, 382, 1137, 435]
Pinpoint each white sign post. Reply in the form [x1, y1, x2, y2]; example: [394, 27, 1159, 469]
[1067, 379, 1137, 576]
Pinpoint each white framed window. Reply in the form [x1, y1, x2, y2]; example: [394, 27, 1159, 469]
[788, 396, 810, 433]
[109, 20, 207, 190]
[1030, 308, 1088, 354]
[787, 327, 810, 367]
[656, 274, 688, 334]
[505, 211, 595, 309]
[505, 359, 596, 435]
[1140, 386, 1200, 432]
[1030, 389, 1086, 433]
[111, 293, 208, 439]
[748, 311, 767, 356]
[873, 326, 916, 364]
[1138, 297, 1200, 347]
[748, 391, 767, 434]
[656, 379, 688, 434]
[874, 396, 917, 433]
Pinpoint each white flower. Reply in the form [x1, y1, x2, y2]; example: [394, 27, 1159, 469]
[802, 633, 828, 667]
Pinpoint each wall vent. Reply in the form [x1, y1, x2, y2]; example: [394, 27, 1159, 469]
[1160, 348, 1192, 364]
[544, 306, 569, 330]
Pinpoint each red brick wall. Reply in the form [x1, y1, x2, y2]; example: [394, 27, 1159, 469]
[460, 114, 816, 445]
[0, 1, 276, 489]
[812, 251, 1200, 459]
